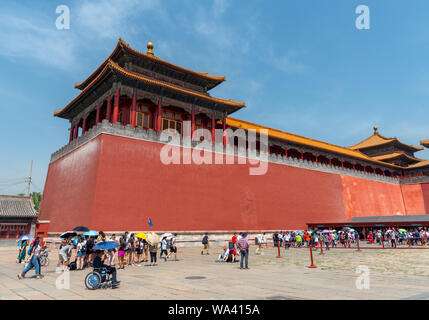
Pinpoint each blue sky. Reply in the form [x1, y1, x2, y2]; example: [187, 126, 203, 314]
[1, 0, 429, 195]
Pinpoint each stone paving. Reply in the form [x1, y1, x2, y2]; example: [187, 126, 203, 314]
[1, 244, 429, 300]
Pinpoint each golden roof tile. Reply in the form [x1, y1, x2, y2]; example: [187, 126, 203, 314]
[350, 126, 423, 151]
[75, 38, 225, 90]
[225, 117, 403, 168]
[55, 60, 244, 117]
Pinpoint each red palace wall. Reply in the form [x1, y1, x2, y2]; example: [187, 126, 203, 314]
[39, 134, 429, 233]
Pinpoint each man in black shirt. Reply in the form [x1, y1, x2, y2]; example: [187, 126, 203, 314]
[93, 250, 120, 287]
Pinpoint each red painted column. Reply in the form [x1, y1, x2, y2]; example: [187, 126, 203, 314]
[69, 122, 74, 142]
[329, 159, 332, 166]
[222, 118, 227, 146]
[82, 115, 87, 134]
[106, 96, 112, 122]
[211, 114, 215, 142]
[353, 164, 355, 171]
[95, 104, 100, 125]
[112, 89, 120, 124]
[74, 122, 79, 139]
[130, 93, 137, 128]
[301, 152, 304, 161]
[156, 99, 162, 132]
[285, 147, 288, 158]
[315, 155, 318, 164]
[341, 160, 344, 168]
[191, 109, 195, 139]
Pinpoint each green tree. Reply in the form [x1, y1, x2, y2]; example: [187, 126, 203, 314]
[32, 192, 42, 212]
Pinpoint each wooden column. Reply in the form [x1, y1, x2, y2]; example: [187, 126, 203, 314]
[95, 104, 101, 125]
[130, 93, 137, 128]
[211, 114, 215, 142]
[112, 89, 120, 124]
[191, 109, 195, 139]
[82, 115, 87, 134]
[156, 99, 162, 132]
[69, 122, 74, 142]
[301, 152, 304, 161]
[329, 159, 332, 166]
[285, 147, 288, 158]
[106, 96, 112, 122]
[341, 160, 344, 168]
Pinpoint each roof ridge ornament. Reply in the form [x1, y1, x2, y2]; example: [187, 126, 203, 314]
[147, 42, 154, 56]
[373, 126, 378, 135]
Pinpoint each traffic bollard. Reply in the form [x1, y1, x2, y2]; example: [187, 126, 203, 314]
[308, 246, 317, 268]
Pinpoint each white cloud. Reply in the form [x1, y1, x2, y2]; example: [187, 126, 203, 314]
[0, 14, 78, 70]
[76, 0, 159, 39]
[213, 0, 229, 18]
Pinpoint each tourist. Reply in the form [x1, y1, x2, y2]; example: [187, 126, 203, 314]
[17, 239, 28, 264]
[93, 250, 120, 287]
[217, 246, 230, 262]
[201, 233, 209, 255]
[117, 236, 126, 269]
[76, 236, 86, 270]
[58, 239, 72, 270]
[166, 233, 178, 261]
[86, 236, 95, 266]
[273, 232, 279, 247]
[296, 233, 302, 247]
[160, 236, 168, 261]
[322, 233, 330, 251]
[149, 241, 158, 266]
[107, 234, 117, 266]
[262, 232, 267, 247]
[17, 237, 43, 279]
[136, 237, 143, 266]
[127, 233, 136, 265]
[255, 233, 263, 255]
[143, 238, 149, 262]
[237, 232, 250, 270]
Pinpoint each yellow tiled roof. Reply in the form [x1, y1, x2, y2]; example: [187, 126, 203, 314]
[408, 160, 429, 168]
[225, 117, 403, 168]
[373, 152, 422, 162]
[421, 139, 429, 148]
[350, 130, 423, 152]
[75, 38, 225, 90]
[55, 60, 244, 117]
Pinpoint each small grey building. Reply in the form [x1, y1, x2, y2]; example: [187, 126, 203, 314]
[0, 195, 38, 245]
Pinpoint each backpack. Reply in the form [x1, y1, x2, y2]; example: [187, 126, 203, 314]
[68, 260, 77, 271]
[168, 238, 174, 249]
[202, 236, 208, 245]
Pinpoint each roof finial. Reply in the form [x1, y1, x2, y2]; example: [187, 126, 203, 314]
[373, 126, 378, 134]
[147, 42, 154, 56]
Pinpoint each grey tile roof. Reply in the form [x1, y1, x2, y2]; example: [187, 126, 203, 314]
[0, 195, 38, 218]
[350, 215, 429, 223]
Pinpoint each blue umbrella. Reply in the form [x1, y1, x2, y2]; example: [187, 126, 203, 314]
[18, 234, 33, 241]
[83, 230, 99, 236]
[93, 241, 120, 251]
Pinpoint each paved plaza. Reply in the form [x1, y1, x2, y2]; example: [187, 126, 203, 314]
[1, 244, 429, 300]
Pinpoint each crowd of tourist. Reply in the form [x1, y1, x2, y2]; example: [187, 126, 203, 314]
[15, 226, 429, 281]
[56, 231, 179, 271]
